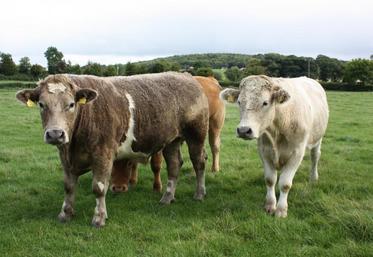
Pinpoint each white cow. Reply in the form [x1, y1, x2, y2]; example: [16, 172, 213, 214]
[220, 75, 329, 218]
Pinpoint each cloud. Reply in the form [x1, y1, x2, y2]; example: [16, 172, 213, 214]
[1, 0, 372, 65]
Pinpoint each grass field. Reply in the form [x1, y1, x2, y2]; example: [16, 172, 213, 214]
[0, 89, 373, 257]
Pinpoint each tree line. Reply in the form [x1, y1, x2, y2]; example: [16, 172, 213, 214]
[1, 47, 373, 87]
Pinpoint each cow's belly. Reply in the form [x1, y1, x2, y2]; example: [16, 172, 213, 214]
[116, 141, 149, 163]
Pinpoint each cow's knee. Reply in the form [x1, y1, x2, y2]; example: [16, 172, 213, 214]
[93, 181, 106, 197]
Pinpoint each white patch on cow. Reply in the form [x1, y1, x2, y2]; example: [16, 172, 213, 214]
[97, 182, 105, 193]
[48, 83, 66, 94]
[62, 201, 66, 210]
[166, 180, 175, 194]
[116, 93, 148, 161]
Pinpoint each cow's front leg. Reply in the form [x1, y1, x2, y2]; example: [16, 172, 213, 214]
[160, 139, 183, 204]
[263, 159, 277, 214]
[58, 172, 78, 222]
[276, 146, 306, 218]
[91, 153, 113, 227]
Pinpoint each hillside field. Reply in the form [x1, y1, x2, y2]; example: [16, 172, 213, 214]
[0, 89, 372, 256]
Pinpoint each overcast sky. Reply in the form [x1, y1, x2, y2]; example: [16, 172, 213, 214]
[1, 0, 372, 66]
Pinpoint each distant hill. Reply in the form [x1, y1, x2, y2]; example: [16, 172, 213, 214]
[137, 53, 256, 69]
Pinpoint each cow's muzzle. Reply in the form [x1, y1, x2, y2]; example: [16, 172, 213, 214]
[44, 128, 68, 145]
[236, 126, 256, 140]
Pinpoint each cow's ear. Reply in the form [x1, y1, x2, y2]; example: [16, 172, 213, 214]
[271, 87, 290, 104]
[75, 89, 98, 105]
[220, 88, 240, 103]
[16, 88, 40, 107]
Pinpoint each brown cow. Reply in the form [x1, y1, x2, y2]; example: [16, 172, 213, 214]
[16, 72, 209, 227]
[111, 76, 225, 193]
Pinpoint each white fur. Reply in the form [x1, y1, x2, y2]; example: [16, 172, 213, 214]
[48, 83, 66, 94]
[238, 76, 329, 218]
[97, 182, 105, 193]
[116, 93, 148, 161]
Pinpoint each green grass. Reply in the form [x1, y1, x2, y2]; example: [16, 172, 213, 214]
[0, 80, 35, 84]
[1, 89, 373, 256]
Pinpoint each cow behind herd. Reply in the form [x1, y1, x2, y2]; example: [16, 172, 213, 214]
[16, 72, 329, 227]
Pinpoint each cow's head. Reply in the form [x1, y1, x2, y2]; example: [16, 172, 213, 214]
[16, 75, 98, 145]
[220, 75, 290, 140]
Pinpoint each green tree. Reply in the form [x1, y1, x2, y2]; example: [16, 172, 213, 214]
[124, 62, 138, 75]
[343, 59, 373, 84]
[225, 66, 242, 82]
[0, 53, 17, 75]
[83, 62, 103, 76]
[169, 62, 180, 72]
[18, 57, 32, 74]
[44, 46, 66, 74]
[103, 65, 117, 76]
[196, 67, 214, 77]
[243, 58, 266, 76]
[213, 70, 222, 81]
[316, 55, 343, 81]
[30, 64, 46, 78]
[149, 61, 170, 73]
[66, 61, 82, 74]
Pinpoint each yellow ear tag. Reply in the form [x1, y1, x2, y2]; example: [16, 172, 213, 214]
[78, 97, 87, 105]
[26, 99, 35, 107]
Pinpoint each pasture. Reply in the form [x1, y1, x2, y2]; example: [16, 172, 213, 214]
[0, 88, 372, 256]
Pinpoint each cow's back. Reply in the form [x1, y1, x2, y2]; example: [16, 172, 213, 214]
[108, 72, 209, 154]
[273, 77, 329, 146]
[194, 76, 224, 118]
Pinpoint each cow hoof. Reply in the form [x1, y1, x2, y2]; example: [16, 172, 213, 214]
[110, 184, 128, 193]
[159, 192, 175, 204]
[211, 166, 219, 173]
[275, 207, 288, 218]
[58, 211, 73, 223]
[194, 189, 206, 201]
[194, 193, 205, 201]
[264, 199, 276, 214]
[92, 215, 106, 228]
[153, 183, 162, 193]
[264, 204, 276, 215]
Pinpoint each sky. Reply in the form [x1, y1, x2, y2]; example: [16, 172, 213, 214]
[1, 0, 372, 66]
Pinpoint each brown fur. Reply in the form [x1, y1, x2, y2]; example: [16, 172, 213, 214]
[16, 72, 209, 227]
[111, 76, 225, 193]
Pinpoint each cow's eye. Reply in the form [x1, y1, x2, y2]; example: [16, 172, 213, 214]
[263, 101, 268, 106]
[68, 102, 75, 109]
[237, 100, 241, 105]
[38, 102, 45, 109]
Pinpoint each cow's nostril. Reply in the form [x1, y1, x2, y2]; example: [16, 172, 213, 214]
[247, 128, 252, 135]
[58, 130, 65, 139]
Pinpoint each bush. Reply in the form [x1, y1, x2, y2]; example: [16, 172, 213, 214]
[0, 82, 36, 89]
[218, 80, 240, 88]
[196, 67, 214, 77]
[0, 73, 37, 81]
[320, 82, 373, 91]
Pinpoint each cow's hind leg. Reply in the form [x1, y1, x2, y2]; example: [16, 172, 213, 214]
[160, 139, 183, 204]
[209, 124, 221, 173]
[209, 109, 225, 172]
[151, 151, 163, 192]
[276, 145, 306, 218]
[58, 172, 78, 222]
[310, 140, 322, 182]
[186, 137, 207, 201]
[91, 152, 114, 227]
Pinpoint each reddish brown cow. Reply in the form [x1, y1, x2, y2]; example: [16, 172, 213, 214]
[111, 76, 225, 193]
[16, 72, 209, 227]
